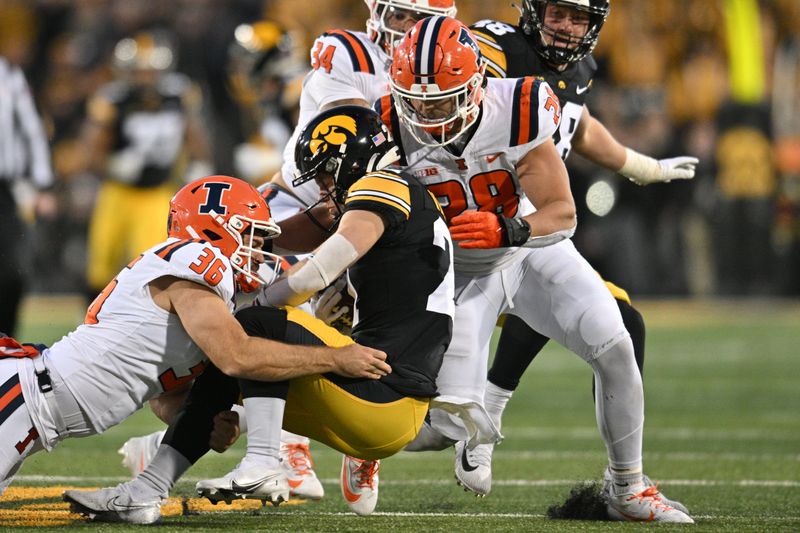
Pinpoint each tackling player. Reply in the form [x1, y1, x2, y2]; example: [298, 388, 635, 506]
[0, 175, 386, 511]
[63, 106, 454, 522]
[468, 0, 696, 517]
[380, 16, 692, 522]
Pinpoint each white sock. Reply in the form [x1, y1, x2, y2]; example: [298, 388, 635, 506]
[484, 381, 513, 431]
[280, 430, 310, 445]
[242, 397, 285, 469]
[134, 444, 192, 498]
[590, 338, 644, 474]
[231, 404, 247, 434]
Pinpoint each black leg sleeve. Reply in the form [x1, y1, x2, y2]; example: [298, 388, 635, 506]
[617, 298, 646, 377]
[488, 314, 550, 391]
[161, 363, 240, 464]
[235, 305, 294, 400]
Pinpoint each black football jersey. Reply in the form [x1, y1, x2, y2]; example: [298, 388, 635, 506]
[343, 168, 454, 398]
[471, 19, 597, 161]
[89, 73, 197, 187]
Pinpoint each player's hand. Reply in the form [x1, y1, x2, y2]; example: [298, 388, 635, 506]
[209, 410, 241, 452]
[312, 276, 350, 326]
[652, 156, 699, 184]
[449, 211, 531, 248]
[332, 343, 391, 379]
[449, 211, 503, 248]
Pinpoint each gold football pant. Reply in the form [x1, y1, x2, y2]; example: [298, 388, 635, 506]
[248, 307, 429, 460]
[87, 180, 174, 292]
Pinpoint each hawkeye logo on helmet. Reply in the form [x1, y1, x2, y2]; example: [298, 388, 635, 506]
[310, 115, 358, 156]
[199, 182, 232, 215]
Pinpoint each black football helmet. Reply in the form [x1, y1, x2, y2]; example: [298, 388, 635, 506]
[293, 105, 400, 205]
[520, 0, 610, 65]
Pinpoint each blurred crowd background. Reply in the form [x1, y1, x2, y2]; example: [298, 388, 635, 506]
[2, 0, 800, 299]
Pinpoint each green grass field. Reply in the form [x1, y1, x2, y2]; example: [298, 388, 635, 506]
[3, 297, 799, 531]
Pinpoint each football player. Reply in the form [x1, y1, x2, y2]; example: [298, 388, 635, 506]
[267, 0, 457, 254]
[258, 0, 458, 507]
[468, 0, 696, 517]
[380, 16, 692, 522]
[63, 106, 454, 522]
[83, 30, 214, 301]
[0, 176, 386, 514]
[115, 21, 325, 502]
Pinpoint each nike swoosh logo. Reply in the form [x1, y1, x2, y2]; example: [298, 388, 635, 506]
[619, 509, 655, 522]
[341, 477, 362, 503]
[486, 152, 503, 163]
[576, 85, 589, 95]
[287, 478, 303, 489]
[460, 447, 478, 472]
[231, 474, 280, 494]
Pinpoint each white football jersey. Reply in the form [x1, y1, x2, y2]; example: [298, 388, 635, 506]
[375, 77, 561, 275]
[45, 238, 236, 432]
[279, 30, 391, 206]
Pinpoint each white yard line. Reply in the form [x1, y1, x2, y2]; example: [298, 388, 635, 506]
[14, 475, 800, 488]
[503, 427, 800, 440]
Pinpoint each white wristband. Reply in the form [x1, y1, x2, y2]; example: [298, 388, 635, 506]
[288, 233, 359, 296]
[618, 148, 661, 185]
[521, 225, 576, 248]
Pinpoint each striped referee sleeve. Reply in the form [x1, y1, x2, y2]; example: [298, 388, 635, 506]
[0, 57, 54, 189]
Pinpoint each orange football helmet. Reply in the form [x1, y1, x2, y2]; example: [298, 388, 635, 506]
[365, 0, 457, 54]
[168, 176, 282, 291]
[390, 16, 486, 147]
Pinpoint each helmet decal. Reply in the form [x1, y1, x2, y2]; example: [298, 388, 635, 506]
[309, 115, 358, 155]
[198, 182, 232, 215]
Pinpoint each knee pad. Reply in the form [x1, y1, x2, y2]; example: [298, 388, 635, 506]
[577, 302, 628, 357]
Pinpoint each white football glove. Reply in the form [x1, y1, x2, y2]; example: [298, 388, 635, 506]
[619, 148, 699, 186]
[311, 276, 351, 326]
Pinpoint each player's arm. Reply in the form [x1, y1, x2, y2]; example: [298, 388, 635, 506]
[515, 138, 576, 236]
[573, 106, 698, 185]
[148, 381, 192, 424]
[571, 105, 627, 170]
[154, 276, 390, 380]
[450, 80, 576, 249]
[258, 209, 385, 307]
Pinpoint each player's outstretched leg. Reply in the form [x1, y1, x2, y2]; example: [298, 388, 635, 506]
[63, 484, 162, 525]
[340, 455, 380, 516]
[454, 440, 493, 497]
[454, 315, 548, 496]
[195, 455, 290, 506]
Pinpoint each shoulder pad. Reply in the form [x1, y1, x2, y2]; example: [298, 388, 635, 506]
[152, 239, 235, 296]
[471, 26, 509, 78]
[314, 29, 376, 75]
[345, 169, 411, 219]
[508, 78, 560, 147]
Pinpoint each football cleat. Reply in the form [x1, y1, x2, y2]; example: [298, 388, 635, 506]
[118, 430, 165, 477]
[340, 455, 379, 516]
[280, 442, 324, 500]
[63, 486, 161, 525]
[603, 467, 690, 515]
[454, 440, 493, 497]
[604, 477, 694, 523]
[195, 458, 290, 506]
